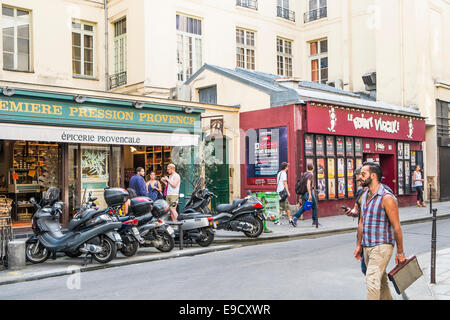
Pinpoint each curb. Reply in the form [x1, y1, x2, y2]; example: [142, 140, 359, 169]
[0, 244, 235, 286]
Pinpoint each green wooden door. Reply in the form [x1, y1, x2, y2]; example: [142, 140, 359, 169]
[206, 138, 229, 209]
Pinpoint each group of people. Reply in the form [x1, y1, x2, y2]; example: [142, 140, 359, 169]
[128, 164, 181, 221]
[277, 161, 427, 300]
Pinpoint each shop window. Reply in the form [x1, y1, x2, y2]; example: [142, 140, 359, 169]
[72, 21, 95, 77]
[176, 14, 203, 82]
[309, 38, 328, 84]
[81, 145, 109, 208]
[236, 28, 255, 70]
[277, 37, 293, 77]
[2, 6, 31, 72]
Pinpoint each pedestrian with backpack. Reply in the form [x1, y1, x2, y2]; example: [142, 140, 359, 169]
[292, 163, 319, 227]
[276, 162, 294, 226]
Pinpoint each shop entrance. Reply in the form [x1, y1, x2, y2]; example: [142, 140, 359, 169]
[379, 154, 395, 193]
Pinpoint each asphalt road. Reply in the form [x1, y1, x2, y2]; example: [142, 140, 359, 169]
[1, 219, 449, 300]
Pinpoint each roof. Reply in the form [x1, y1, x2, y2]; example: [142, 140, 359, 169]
[185, 64, 423, 117]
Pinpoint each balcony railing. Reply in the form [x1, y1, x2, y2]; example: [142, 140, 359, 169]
[236, 0, 258, 10]
[304, 7, 327, 23]
[277, 6, 295, 22]
[109, 71, 127, 89]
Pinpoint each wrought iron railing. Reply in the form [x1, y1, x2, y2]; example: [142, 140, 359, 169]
[109, 71, 127, 89]
[277, 6, 295, 22]
[236, 0, 258, 10]
[304, 7, 327, 23]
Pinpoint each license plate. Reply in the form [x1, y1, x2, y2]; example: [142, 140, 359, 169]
[166, 226, 174, 235]
[132, 227, 140, 236]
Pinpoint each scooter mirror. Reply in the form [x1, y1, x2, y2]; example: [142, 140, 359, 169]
[179, 193, 185, 198]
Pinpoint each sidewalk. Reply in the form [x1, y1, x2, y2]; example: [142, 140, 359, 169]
[1, 200, 449, 300]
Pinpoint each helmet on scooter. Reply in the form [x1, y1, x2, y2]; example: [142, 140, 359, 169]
[152, 199, 170, 218]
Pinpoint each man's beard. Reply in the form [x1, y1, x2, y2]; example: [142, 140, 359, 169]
[361, 176, 372, 188]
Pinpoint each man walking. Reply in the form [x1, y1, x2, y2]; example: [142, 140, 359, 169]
[354, 162, 406, 300]
[162, 163, 181, 222]
[292, 163, 318, 227]
[128, 167, 150, 197]
[276, 162, 294, 226]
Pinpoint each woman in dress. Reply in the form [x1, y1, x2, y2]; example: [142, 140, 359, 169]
[412, 165, 425, 207]
[146, 171, 162, 202]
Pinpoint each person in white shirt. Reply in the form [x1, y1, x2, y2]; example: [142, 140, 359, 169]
[412, 165, 425, 207]
[276, 162, 294, 226]
[161, 163, 181, 221]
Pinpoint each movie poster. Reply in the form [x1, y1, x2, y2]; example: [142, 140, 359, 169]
[411, 151, 416, 167]
[404, 143, 410, 160]
[346, 137, 354, 157]
[355, 138, 363, 157]
[305, 134, 314, 157]
[316, 158, 326, 200]
[405, 161, 410, 194]
[326, 136, 335, 157]
[398, 161, 404, 195]
[336, 137, 345, 157]
[327, 158, 336, 199]
[355, 158, 363, 190]
[316, 136, 325, 157]
[398, 142, 404, 160]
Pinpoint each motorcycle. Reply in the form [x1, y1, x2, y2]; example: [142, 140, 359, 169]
[164, 185, 215, 247]
[183, 184, 265, 238]
[127, 197, 175, 253]
[25, 187, 124, 264]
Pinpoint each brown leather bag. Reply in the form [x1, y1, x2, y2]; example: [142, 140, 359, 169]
[388, 256, 423, 295]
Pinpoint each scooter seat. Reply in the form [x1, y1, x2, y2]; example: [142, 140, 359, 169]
[216, 199, 245, 212]
[135, 213, 154, 226]
[178, 213, 210, 221]
[68, 209, 105, 230]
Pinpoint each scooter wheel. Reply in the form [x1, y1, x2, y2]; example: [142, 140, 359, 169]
[153, 229, 175, 252]
[25, 241, 50, 264]
[120, 241, 139, 257]
[92, 236, 117, 264]
[241, 215, 264, 238]
[195, 227, 214, 247]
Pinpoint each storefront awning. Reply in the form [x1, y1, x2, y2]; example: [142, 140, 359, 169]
[0, 123, 199, 146]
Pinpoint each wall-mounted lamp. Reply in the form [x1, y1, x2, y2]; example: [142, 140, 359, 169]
[183, 106, 194, 114]
[130, 146, 137, 153]
[74, 95, 87, 104]
[2, 87, 16, 97]
[133, 102, 144, 109]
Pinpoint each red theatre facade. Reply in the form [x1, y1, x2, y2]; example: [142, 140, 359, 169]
[240, 102, 426, 218]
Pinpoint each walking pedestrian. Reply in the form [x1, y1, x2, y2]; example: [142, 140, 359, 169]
[291, 163, 318, 227]
[276, 162, 294, 226]
[354, 162, 406, 300]
[146, 171, 162, 202]
[128, 167, 151, 198]
[412, 165, 425, 207]
[161, 164, 180, 222]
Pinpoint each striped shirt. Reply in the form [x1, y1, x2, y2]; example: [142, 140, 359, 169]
[361, 184, 395, 247]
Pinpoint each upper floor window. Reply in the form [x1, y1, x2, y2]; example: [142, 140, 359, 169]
[72, 21, 95, 77]
[236, 28, 255, 70]
[277, 37, 292, 77]
[277, 0, 295, 22]
[304, 0, 327, 23]
[236, 0, 258, 11]
[176, 14, 202, 82]
[2, 6, 31, 71]
[309, 39, 328, 84]
[110, 17, 127, 89]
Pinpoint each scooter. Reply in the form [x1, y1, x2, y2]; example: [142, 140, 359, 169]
[183, 186, 265, 238]
[164, 190, 215, 247]
[127, 197, 175, 253]
[25, 188, 123, 264]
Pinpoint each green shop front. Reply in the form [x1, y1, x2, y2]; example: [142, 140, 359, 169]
[0, 88, 203, 231]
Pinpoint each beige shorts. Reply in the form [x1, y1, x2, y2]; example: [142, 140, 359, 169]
[279, 199, 290, 212]
[166, 195, 179, 208]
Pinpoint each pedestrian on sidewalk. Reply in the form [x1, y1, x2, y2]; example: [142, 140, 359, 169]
[354, 162, 406, 300]
[291, 163, 319, 227]
[161, 164, 181, 222]
[276, 162, 294, 226]
[412, 165, 425, 207]
[128, 167, 151, 198]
